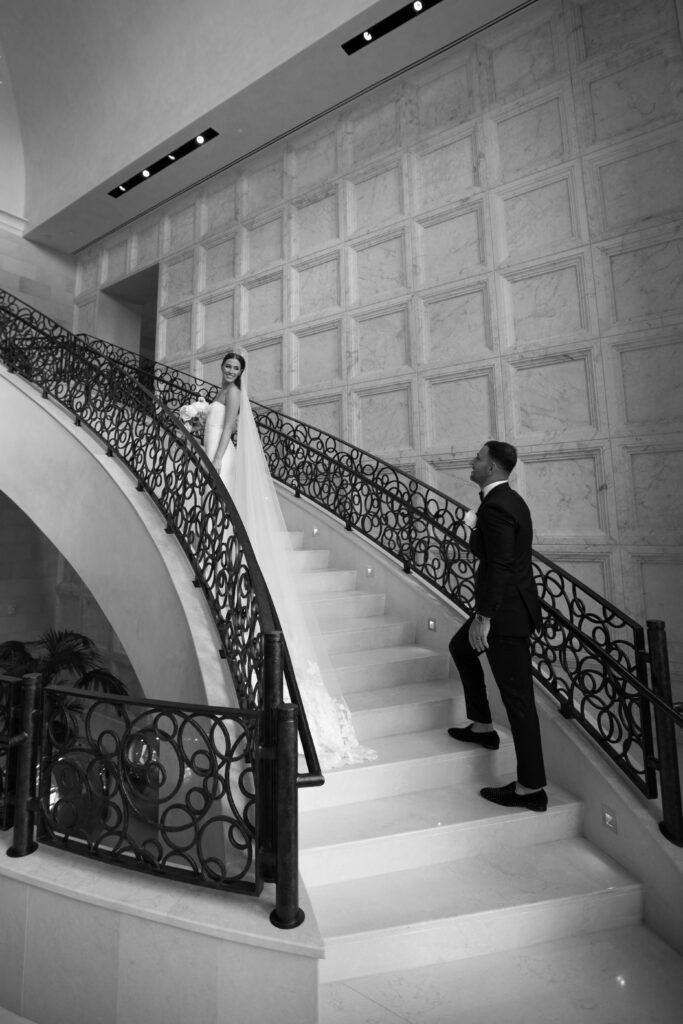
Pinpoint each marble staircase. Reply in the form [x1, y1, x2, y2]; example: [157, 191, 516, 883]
[287, 529, 656, 1008]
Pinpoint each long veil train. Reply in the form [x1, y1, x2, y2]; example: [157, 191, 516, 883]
[203, 371, 375, 770]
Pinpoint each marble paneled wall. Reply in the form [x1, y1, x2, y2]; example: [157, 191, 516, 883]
[74, 0, 683, 679]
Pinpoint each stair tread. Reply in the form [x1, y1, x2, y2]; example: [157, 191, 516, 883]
[318, 925, 683, 1024]
[346, 679, 454, 713]
[308, 837, 640, 937]
[333, 644, 443, 668]
[300, 780, 578, 849]
[319, 614, 412, 635]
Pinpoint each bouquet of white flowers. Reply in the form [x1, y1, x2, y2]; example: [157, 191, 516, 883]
[178, 398, 210, 436]
[464, 509, 478, 529]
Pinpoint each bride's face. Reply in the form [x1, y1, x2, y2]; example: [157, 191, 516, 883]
[222, 357, 242, 385]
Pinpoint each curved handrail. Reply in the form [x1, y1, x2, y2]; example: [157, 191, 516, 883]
[2, 290, 680, 807]
[0, 290, 323, 786]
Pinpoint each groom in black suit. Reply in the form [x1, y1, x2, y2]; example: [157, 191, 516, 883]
[448, 440, 547, 811]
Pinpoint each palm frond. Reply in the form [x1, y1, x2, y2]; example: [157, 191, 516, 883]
[70, 669, 129, 696]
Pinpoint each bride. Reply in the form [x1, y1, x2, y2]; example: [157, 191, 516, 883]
[202, 349, 374, 770]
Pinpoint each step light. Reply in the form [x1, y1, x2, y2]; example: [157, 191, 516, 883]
[108, 128, 219, 198]
[342, 0, 444, 55]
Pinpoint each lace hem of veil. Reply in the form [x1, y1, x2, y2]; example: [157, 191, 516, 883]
[224, 377, 376, 771]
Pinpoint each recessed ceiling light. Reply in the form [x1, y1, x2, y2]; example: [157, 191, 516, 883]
[108, 127, 219, 198]
[342, 0, 444, 55]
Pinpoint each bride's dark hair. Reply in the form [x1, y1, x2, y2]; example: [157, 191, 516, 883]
[221, 350, 246, 389]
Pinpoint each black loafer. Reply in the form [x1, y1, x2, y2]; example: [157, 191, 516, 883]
[480, 781, 547, 812]
[447, 724, 500, 750]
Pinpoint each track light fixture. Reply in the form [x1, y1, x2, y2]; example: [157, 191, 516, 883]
[108, 127, 219, 198]
[342, 0, 445, 55]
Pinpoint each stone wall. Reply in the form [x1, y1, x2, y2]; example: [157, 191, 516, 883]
[74, 0, 683, 678]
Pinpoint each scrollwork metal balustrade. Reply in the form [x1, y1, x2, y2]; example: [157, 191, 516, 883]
[1, 289, 681, 821]
[40, 687, 259, 892]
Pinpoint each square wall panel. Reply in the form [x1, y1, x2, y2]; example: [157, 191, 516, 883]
[293, 323, 342, 387]
[77, 255, 99, 295]
[196, 350, 226, 387]
[246, 338, 283, 395]
[483, 14, 563, 102]
[353, 232, 408, 305]
[616, 336, 683, 429]
[203, 181, 237, 233]
[500, 254, 592, 348]
[524, 450, 607, 538]
[292, 254, 341, 320]
[200, 234, 237, 293]
[493, 90, 572, 183]
[243, 160, 283, 217]
[348, 99, 400, 166]
[426, 370, 496, 451]
[245, 215, 283, 274]
[242, 273, 283, 333]
[349, 163, 404, 233]
[415, 58, 476, 136]
[289, 129, 338, 193]
[423, 281, 494, 364]
[601, 235, 683, 329]
[418, 205, 487, 288]
[629, 447, 683, 535]
[292, 191, 340, 256]
[132, 223, 159, 270]
[415, 130, 480, 211]
[496, 165, 585, 263]
[158, 308, 192, 359]
[578, 47, 680, 146]
[103, 240, 128, 284]
[430, 458, 478, 506]
[589, 135, 683, 237]
[161, 255, 194, 306]
[165, 204, 196, 253]
[294, 395, 342, 436]
[357, 384, 413, 451]
[354, 307, 410, 376]
[572, 0, 674, 62]
[639, 558, 683, 648]
[199, 293, 234, 351]
[507, 351, 598, 441]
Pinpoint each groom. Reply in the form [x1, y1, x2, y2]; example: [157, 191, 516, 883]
[448, 441, 547, 811]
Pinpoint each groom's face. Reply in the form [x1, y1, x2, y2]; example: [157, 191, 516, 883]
[470, 446, 492, 488]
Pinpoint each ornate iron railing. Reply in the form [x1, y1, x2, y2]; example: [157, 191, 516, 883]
[1, 289, 681, 844]
[0, 675, 22, 830]
[0, 289, 322, 788]
[40, 687, 260, 893]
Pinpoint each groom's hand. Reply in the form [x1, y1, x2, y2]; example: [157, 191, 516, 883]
[469, 614, 491, 653]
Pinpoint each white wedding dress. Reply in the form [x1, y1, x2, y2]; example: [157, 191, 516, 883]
[203, 382, 374, 770]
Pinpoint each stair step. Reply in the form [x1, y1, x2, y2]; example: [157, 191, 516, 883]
[320, 615, 415, 654]
[300, 781, 582, 885]
[333, 645, 449, 691]
[287, 547, 330, 570]
[299, 729, 517, 810]
[304, 590, 386, 619]
[299, 568, 357, 593]
[347, 679, 461, 739]
[310, 837, 642, 981]
[319, 924, 683, 1023]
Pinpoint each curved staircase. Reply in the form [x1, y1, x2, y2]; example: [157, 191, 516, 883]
[282, 524, 683, 1022]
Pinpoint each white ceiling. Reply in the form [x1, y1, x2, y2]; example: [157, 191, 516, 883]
[1, 0, 538, 254]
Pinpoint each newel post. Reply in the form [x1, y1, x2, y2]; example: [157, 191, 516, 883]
[270, 702, 305, 929]
[7, 673, 41, 858]
[647, 620, 683, 847]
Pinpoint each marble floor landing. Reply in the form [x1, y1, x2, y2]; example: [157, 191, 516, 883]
[319, 925, 683, 1024]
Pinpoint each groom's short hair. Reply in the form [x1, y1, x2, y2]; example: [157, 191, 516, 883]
[485, 440, 517, 474]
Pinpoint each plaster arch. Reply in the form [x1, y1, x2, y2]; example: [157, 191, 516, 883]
[0, 29, 26, 227]
[0, 367, 234, 708]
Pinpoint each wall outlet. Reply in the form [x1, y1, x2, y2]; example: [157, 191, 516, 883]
[602, 805, 618, 833]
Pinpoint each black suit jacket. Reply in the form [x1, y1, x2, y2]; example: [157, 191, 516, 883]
[469, 482, 541, 636]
